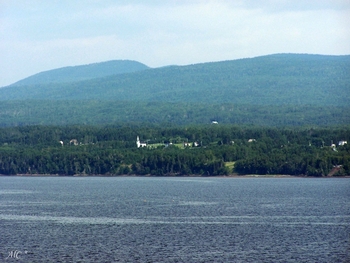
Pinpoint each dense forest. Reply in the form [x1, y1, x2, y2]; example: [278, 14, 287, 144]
[0, 101, 349, 127]
[0, 125, 349, 176]
[1, 54, 348, 127]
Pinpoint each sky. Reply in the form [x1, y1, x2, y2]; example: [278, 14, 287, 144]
[1, 0, 349, 87]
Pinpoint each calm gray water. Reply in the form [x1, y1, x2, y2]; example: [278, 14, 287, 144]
[0, 176, 349, 262]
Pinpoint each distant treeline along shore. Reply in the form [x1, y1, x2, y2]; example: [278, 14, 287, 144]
[0, 125, 349, 176]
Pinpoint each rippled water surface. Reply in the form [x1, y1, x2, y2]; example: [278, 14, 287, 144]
[0, 176, 349, 262]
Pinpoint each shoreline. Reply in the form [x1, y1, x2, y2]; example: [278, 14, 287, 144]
[1, 174, 349, 178]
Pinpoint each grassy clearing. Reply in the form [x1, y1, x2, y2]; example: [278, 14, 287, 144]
[147, 143, 191, 149]
[147, 143, 165, 148]
[225, 162, 235, 170]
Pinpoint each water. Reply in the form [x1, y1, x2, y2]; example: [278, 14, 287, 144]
[0, 176, 349, 262]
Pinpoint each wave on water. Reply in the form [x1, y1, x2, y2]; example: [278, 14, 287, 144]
[0, 190, 38, 194]
[1, 214, 349, 226]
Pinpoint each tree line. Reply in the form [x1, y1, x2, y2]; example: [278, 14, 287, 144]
[0, 125, 349, 176]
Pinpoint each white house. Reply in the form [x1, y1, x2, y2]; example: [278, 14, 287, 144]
[70, 139, 78, 146]
[338, 141, 347, 146]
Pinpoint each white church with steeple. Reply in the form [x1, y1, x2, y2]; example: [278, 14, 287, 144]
[136, 136, 147, 148]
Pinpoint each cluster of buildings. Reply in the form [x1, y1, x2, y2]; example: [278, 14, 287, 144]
[136, 136, 200, 148]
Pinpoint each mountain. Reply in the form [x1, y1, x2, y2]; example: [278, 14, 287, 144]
[8, 60, 149, 86]
[0, 54, 349, 126]
[1, 54, 349, 106]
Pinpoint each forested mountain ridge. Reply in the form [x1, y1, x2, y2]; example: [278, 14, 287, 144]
[8, 60, 149, 86]
[0, 54, 349, 127]
[1, 54, 349, 106]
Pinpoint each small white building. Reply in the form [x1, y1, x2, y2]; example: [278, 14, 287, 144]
[70, 139, 78, 146]
[136, 136, 147, 148]
[338, 141, 347, 146]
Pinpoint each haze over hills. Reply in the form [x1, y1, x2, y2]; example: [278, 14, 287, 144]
[1, 53, 349, 126]
[8, 60, 149, 86]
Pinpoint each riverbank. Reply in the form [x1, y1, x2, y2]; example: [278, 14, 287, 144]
[1, 173, 349, 178]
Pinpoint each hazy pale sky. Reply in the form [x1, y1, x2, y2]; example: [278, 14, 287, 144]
[1, 0, 349, 87]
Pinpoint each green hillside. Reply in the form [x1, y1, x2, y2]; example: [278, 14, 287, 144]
[0, 54, 349, 127]
[8, 60, 149, 86]
[1, 54, 349, 106]
[0, 100, 349, 127]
